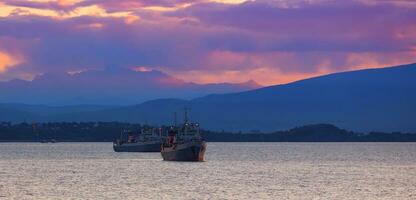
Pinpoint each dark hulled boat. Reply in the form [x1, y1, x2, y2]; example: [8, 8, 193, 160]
[113, 127, 162, 152]
[113, 141, 162, 152]
[161, 140, 206, 161]
[161, 110, 206, 161]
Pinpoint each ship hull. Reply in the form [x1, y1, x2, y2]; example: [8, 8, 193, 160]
[161, 141, 206, 161]
[113, 142, 161, 152]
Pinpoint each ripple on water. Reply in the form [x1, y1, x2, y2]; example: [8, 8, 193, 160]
[0, 142, 415, 199]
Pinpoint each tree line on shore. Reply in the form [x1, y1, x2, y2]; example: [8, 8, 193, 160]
[0, 122, 415, 142]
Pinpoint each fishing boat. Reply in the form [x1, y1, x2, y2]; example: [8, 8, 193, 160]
[161, 110, 206, 161]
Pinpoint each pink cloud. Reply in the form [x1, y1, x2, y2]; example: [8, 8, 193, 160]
[0, 0, 415, 85]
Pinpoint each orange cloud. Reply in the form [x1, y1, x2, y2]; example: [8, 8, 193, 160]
[75, 22, 104, 29]
[165, 67, 331, 86]
[57, 0, 82, 7]
[0, 51, 23, 73]
[210, 0, 248, 4]
[124, 15, 140, 24]
[346, 52, 416, 71]
[166, 50, 416, 86]
[132, 66, 152, 72]
[0, 4, 57, 17]
[0, 2, 138, 22]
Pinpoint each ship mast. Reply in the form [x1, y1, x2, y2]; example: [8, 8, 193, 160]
[184, 107, 189, 123]
[183, 107, 189, 135]
[174, 112, 177, 127]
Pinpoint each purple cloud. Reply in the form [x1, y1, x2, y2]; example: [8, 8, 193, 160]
[0, 0, 415, 85]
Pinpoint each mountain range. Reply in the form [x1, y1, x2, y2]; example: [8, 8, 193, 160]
[0, 68, 260, 105]
[1, 63, 415, 132]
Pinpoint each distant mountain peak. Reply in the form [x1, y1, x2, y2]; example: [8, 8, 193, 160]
[0, 67, 260, 105]
[241, 79, 262, 89]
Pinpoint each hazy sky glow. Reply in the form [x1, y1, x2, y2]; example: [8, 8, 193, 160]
[0, 0, 415, 85]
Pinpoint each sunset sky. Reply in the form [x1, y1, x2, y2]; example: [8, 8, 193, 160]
[0, 0, 415, 86]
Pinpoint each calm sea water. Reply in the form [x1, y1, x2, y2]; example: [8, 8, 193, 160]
[0, 143, 415, 200]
